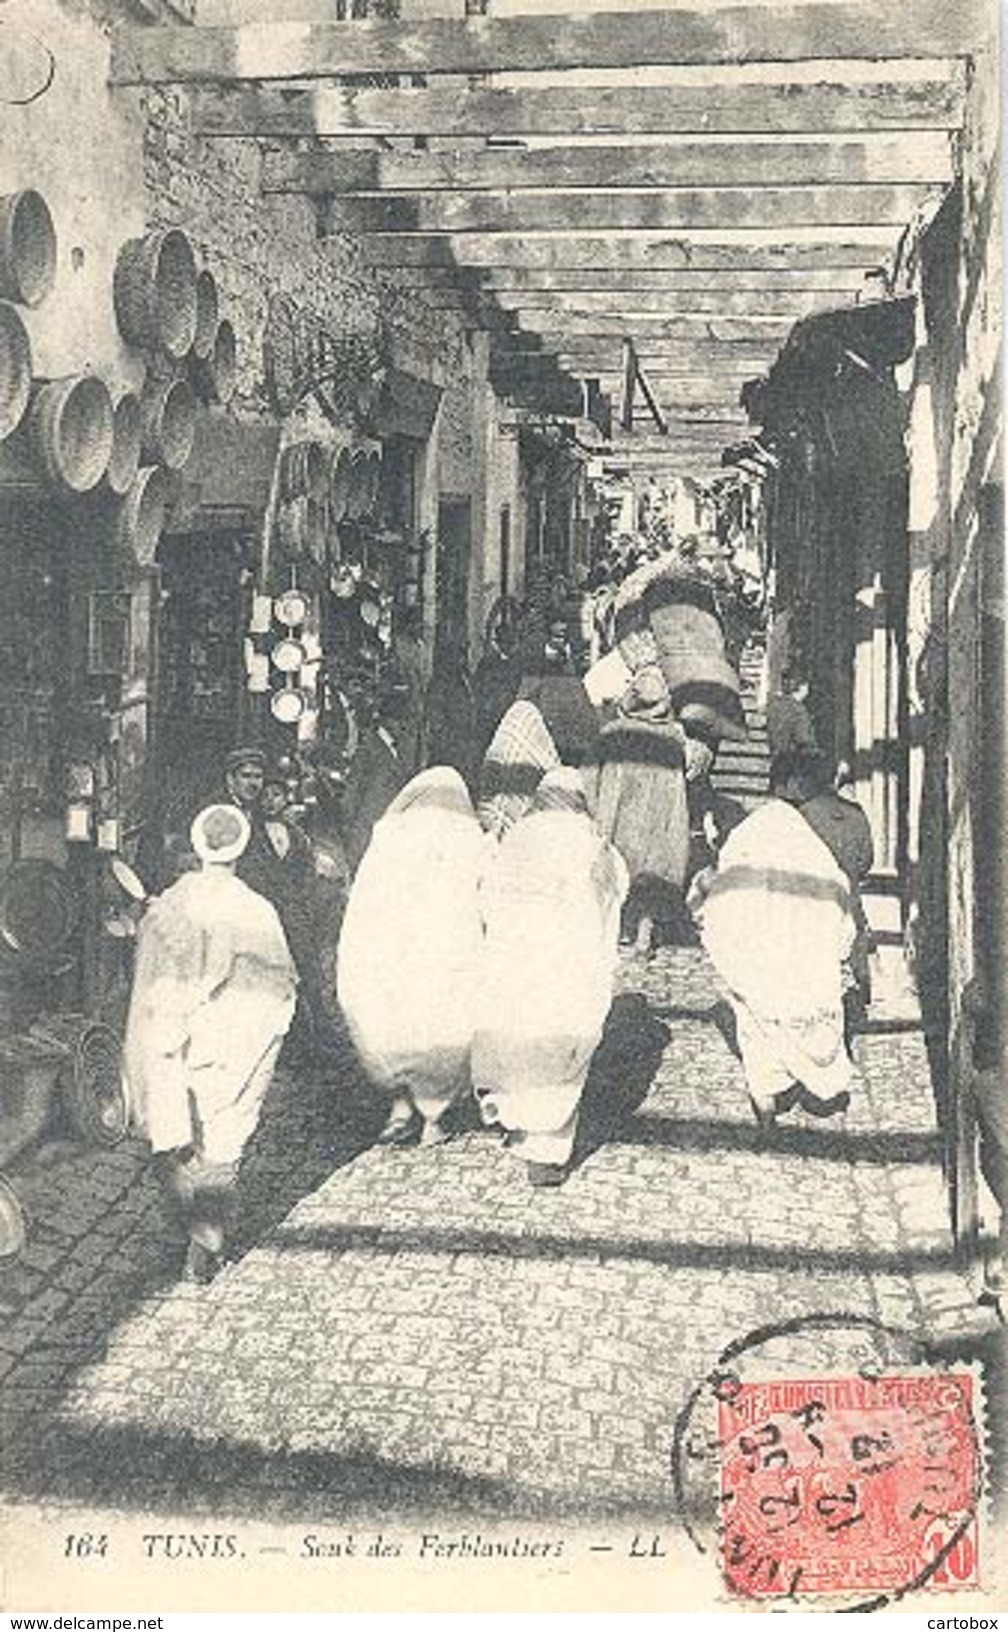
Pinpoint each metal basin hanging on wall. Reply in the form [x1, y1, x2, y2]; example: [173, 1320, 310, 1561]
[0, 301, 32, 440]
[116, 464, 174, 568]
[304, 439, 328, 500]
[364, 449, 382, 515]
[0, 190, 57, 308]
[192, 317, 236, 404]
[105, 391, 142, 496]
[329, 445, 352, 524]
[140, 374, 196, 470]
[191, 268, 219, 362]
[113, 228, 198, 360]
[29, 374, 114, 493]
[346, 449, 369, 521]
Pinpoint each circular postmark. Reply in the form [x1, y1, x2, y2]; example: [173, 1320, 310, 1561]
[671, 1312, 983, 1610]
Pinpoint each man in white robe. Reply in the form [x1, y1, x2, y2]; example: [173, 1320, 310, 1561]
[124, 804, 297, 1279]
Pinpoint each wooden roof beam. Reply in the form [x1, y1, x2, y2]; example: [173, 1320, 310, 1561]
[464, 288, 859, 318]
[360, 232, 898, 270]
[386, 266, 875, 291]
[110, 2, 990, 85]
[506, 313, 794, 339]
[321, 184, 940, 235]
[190, 71, 967, 140]
[262, 136, 953, 195]
[541, 340, 778, 365]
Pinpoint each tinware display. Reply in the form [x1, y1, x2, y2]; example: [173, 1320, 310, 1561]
[113, 228, 198, 359]
[192, 316, 236, 404]
[272, 636, 306, 675]
[363, 449, 382, 515]
[305, 496, 328, 564]
[191, 268, 219, 362]
[0, 857, 79, 963]
[105, 391, 142, 497]
[271, 685, 306, 724]
[330, 445, 352, 523]
[346, 449, 370, 521]
[29, 373, 114, 493]
[0, 300, 32, 440]
[0, 1176, 26, 1260]
[274, 588, 308, 627]
[116, 463, 173, 567]
[304, 439, 327, 500]
[0, 189, 57, 309]
[140, 373, 196, 470]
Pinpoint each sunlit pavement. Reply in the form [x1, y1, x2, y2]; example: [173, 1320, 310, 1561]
[1, 932, 996, 1527]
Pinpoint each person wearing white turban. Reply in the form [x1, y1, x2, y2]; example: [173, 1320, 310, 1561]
[124, 803, 298, 1280]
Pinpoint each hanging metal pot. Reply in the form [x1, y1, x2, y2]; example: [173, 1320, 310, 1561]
[305, 497, 329, 564]
[274, 588, 308, 627]
[271, 685, 306, 725]
[330, 445, 353, 523]
[304, 439, 328, 499]
[114, 228, 198, 359]
[0, 1177, 26, 1260]
[346, 449, 370, 521]
[286, 494, 308, 558]
[272, 636, 306, 674]
[279, 442, 300, 501]
[192, 316, 237, 405]
[140, 373, 196, 471]
[191, 268, 219, 362]
[0, 189, 57, 309]
[364, 448, 382, 515]
[105, 391, 142, 497]
[331, 562, 357, 599]
[29, 374, 114, 493]
[116, 464, 174, 567]
[0, 300, 32, 441]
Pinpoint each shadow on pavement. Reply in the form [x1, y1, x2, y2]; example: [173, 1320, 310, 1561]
[622, 1111, 944, 1169]
[267, 1220, 958, 1277]
[1, 1418, 676, 1523]
[576, 994, 670, 1166]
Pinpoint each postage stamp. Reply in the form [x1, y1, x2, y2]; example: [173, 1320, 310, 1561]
[716, 1372, 981, 1600]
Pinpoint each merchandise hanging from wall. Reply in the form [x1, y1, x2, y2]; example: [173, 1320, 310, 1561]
[0, 301, 32, 442]
[0, 190, 57, 310]
[113, 228, 198, 360]
[263, 291, 389, 425]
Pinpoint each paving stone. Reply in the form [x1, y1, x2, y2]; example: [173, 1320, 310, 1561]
[0, 933, 997, 1522]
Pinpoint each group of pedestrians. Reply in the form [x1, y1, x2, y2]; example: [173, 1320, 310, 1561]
[121, 542, 877, 1280]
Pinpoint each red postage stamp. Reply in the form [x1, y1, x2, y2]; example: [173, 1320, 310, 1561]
[716, 1372, 980, 1599]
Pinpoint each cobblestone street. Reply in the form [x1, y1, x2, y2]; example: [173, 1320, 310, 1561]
[1, 935, 998, 1531]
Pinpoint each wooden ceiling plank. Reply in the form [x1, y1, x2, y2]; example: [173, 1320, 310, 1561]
[505, 312, 795, 338]
[190, 73, 966, 139]
[397, 266, 872, 291]
[110, 2, 990, 86]
[322, 183, 938, 234]
[473, 288, 856, 316]
[262, 135, 952, 195]
[360, 233, 896, 270]
[594, 374, 748, 400]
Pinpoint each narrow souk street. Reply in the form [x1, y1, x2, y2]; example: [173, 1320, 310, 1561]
[0, 0, 1003, 1615]
[1, 668, 998, 1532]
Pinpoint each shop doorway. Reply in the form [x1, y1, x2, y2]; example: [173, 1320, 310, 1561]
[152, 531, 252, 801]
